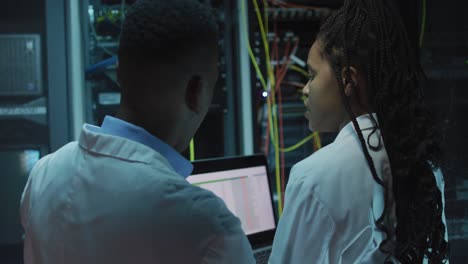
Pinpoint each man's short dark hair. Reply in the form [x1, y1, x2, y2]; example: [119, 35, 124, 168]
[118, 0, 219, 76]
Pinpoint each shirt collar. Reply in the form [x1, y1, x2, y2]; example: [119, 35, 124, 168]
[98, 115, 193, 178]
[334, 113, 379, 143]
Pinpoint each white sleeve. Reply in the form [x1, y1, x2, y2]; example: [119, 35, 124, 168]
[269, 168, 335, 264]
[422, 168, 449, 264]
[433, 168, 449, 244]
[201, 232, 255, 264]
[192, 190, 255, 264]
[20, 174, 32, 230]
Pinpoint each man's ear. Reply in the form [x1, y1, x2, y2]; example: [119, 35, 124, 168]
[341, 66, 358, 97]
[185, 75, 203, 113]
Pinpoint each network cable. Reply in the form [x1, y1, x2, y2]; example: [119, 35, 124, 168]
[419, 0, 427, 47]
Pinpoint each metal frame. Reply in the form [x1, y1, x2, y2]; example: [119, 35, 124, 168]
[236, 0, 254, 155]
[46, 0, 71, 151]
[66, 0, 86, 140]
[221, 0, 238, 157]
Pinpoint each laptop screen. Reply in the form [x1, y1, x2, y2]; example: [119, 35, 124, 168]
[187, 164, 276, 235]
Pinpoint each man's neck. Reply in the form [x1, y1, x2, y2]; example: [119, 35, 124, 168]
[116, 107, 183, 152]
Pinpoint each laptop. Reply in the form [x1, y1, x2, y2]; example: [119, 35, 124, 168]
[187, 154, 277, 264]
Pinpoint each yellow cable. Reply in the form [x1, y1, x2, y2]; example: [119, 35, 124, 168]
[265, 93, 282, 216]
[243, 0, 278, 148]
[247, 45, 269, 91]
[253, 0, 278, 144]
[253, 0, 275, 88]
[314, 132, 322, 149]
[241, 0, 276, 146]
[280, 133, 314, 153]
[252, 0, 322, 215]
[270, 91, 282, 216]
[262, 0, 269, 37]
[266, 93, 277, 150]
[244, 0, 283, 216]
[189, 139, 195, 161]
[289, 65, 309, 78]
[241, 0, 268, 91]
[256, 0, 279, 149]
[279, 132, 322, 153]
[269, 88, 281, 216]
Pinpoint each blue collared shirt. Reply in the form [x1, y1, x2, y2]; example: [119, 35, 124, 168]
[94, 115, 193, 178]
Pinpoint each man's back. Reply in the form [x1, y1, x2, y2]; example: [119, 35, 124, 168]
[20, 124, 254, 264]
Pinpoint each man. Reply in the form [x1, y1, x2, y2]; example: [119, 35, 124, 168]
[20, 1, 255, 263]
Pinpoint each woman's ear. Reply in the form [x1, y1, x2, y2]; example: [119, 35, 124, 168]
[341, 66, 358, 97]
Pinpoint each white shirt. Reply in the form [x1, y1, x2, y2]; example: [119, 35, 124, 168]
[269, 114, 449, 264]
[20, 117, 255, 264]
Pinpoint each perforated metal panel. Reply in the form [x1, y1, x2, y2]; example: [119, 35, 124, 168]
[0, 34, 42, 96]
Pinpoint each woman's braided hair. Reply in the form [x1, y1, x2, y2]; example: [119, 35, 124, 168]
[317, 0, 449, 262]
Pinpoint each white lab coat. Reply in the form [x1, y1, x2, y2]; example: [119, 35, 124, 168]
[20, 124, 255, 264]
[269, 114, 449, 264]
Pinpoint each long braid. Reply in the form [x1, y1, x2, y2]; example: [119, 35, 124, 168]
[339, 1, 393, 257]
[323, 3, 392, 258]
[317, 0, 449, 262]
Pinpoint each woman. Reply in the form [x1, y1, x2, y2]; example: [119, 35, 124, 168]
[269, 0, 449, 263]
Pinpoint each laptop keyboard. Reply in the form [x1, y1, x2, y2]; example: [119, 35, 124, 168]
[254, 248, 272, 264]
